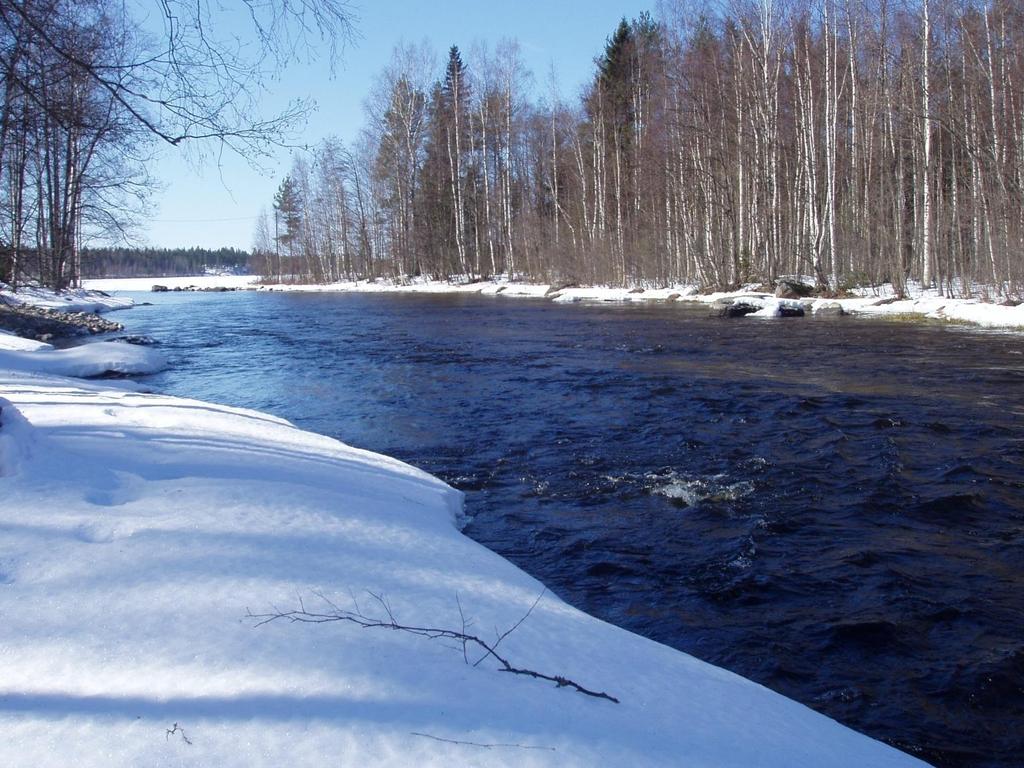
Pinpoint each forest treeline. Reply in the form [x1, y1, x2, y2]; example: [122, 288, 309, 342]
[257, 0, 1024, 297]
[79, 247, 250, 278]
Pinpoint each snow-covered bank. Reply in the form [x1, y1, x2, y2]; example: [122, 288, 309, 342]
[1, 284, 136, 340]
[0, 365, 928, 765]
[1, 283, 134, 314]
[85, 274, 1024, 330]
[829, 292, 1024, 328]
[0, 333, 167, 377]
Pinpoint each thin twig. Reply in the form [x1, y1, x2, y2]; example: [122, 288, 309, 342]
[410, 731, 556, 751]
[165, 723, 192, 745]
[483, 590, 546, 665]
[456, 593, 470, 665]
[247, 591, 619, 704]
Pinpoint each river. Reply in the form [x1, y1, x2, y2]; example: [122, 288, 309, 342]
[106, 289, 1024, 767]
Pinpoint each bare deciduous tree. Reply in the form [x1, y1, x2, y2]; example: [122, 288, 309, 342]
[261, 2, 1024, 296]
[0, 0, 356, 288]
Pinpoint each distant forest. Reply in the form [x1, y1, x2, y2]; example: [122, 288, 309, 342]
[256, 1, 1024, 297]
[80, 247, 251, 279]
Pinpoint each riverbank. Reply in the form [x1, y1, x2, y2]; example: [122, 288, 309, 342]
[0, 301, 930, 765]
[0, 284, 135, 340]
[83, 274, 1024, 330]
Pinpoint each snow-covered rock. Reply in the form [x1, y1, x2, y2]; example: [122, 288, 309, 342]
[749, 297, 806, 318]
[709, 296, 769, 317]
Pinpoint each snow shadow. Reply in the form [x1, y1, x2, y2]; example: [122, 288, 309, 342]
[0, 690, 417, 723]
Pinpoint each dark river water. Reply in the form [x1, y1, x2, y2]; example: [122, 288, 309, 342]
[106, 290, 1023, 767]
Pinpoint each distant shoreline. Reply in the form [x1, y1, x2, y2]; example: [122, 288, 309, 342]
[83, 274, 1024, 331]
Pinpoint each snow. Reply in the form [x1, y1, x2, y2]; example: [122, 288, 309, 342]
[272, 279, 497, 296]
[749, 298, 783, 317]
[487, 283, 550, 298]
[0, 286, 163, 377]
[740, 297, 805, 317]
[685, 284, 1024, 329]
[0, 329, 51, 352]
[550, 286, 690, 303]
[932, 299, 1024, 328]
[0, 336, 167, 378]
[0, 284, 134, 313]
[828, 294, 1024, 328]
[0, 354, 929, 765]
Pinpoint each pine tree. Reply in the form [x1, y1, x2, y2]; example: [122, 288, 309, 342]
[418, 83, 456, 278]
[273, 175, 303, 279]
[441, 46, 471, 277]
[599, 18, 635, 125]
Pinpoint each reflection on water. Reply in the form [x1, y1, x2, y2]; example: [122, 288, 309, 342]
[115, 290, 1024, 768]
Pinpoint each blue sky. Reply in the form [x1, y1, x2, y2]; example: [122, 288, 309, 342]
[141, 0, 654, 251]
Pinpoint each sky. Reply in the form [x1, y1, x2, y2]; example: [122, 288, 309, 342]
[141, 0, 655, 251]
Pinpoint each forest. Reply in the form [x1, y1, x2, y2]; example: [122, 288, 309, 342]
[79, 247, 250, 278]
[256, 0, 1024, 297]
